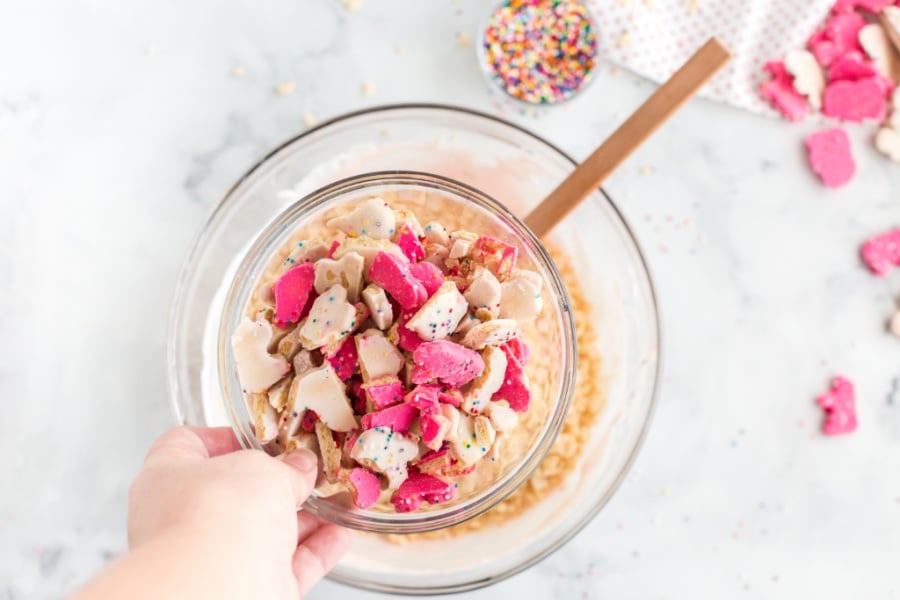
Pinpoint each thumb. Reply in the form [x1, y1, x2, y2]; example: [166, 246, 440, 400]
[278, 449, 319, 508]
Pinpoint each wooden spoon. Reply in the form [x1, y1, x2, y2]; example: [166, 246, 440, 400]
[525, 37, 732, 238]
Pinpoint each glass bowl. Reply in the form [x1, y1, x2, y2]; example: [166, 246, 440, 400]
[219, 171, 577, 533]
[168, 104, 660, 593]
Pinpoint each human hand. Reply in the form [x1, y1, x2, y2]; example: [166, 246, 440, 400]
[123, 426, 352, 599]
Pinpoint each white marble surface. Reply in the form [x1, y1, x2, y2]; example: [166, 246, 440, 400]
[2, 1, 899, 598]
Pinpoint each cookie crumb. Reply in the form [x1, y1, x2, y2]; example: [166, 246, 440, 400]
[890, 310, 900, 337]
[395, 45, 406, 56]
[617, 31, 632, 49]
[361, 80, 377, 97]
[643, 0, 655, 8]
[303, 112, 319, 127]
[232, 66, 245, 78]
[686, 0, 700, 14]
[340, 0, 362, 11]
[275, 81, 296, 96]
[457, 32, 471, 47]
[145, 45, 157, 56]
[639, 165, 653, 175]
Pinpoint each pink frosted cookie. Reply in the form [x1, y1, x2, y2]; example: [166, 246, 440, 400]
[832, 0, 894, 12]
[816, 376, 857, 435]
[861, 228, 900, 276]
[415, 448, 453, 474]
[826, 12, 865, 54]
[492, 343, 531, 412]
[391, 309, 425, 352]
[272, 263, 316, 327]
[405, 384, 441, 415]
[368, 251, 427, 310]
[409, 261, 445, 296]
[342, 467, 382, 509]
[390, 469, 456, 513]
[411, 340, 485, 388]
[361, 376, 405, 410]
[760, 61, 810, 121]
[805, 128, 856, 188]
[827, 51, 880, 82]
[419, 411, 452, 450]
[503, 339, 531, 366]
[325, 336, 359, 380]
[822, 78, 887, 122]
[395, 224, 426, 262]
[360, 402, 418, 433]
[472, 236, 519, 280]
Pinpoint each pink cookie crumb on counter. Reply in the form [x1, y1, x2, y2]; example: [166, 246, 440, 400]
[760, 61, 810, 122]
[804, 128, 856, 188]
[861, 229, 900, 276]
[816, 376, 858, 435]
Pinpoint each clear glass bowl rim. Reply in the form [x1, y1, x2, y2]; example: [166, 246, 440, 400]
[217, 170, 578, 533]
[166, 103, 662, 593]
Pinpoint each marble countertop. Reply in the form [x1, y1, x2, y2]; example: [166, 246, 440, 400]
[2, 1, 899, 598]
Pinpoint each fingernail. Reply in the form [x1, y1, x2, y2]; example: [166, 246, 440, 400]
[284, 449, 318, 473]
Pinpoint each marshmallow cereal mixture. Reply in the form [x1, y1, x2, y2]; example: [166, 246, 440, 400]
[231, 196, 553, 514]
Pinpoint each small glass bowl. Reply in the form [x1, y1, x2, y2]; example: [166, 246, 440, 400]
[218, 171, 577, 534]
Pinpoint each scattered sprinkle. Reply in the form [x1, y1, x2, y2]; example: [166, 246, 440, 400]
[686, 0, 701, 14]
[361, 80, 377, 97]
[340, 0, 362, 11]
[395, 45, 406, 56]
[639, 165, 654, 175]
[457, 32, 471, 47]
[662, 487, 672, 497]
[303, 112, 319, 127]
[275, 81, 296, 96]
[145, 45, 157, 56]
[617, 30, 632, 49]
[232, 66, 245, 78]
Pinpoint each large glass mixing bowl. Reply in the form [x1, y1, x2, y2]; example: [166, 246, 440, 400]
[168, 104, 660, 593]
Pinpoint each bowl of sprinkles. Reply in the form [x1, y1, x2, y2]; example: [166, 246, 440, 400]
[480, 0, 599, 105]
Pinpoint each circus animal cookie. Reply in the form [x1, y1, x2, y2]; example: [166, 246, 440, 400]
[861, 228, 900, 276]
[816, 376, 858, 435]
[805, 128, 856, 188]
[231, 197, 546, 513]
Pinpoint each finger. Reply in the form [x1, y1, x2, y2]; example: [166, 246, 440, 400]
[186, 426, 243, 457]
[296, 510, 323, 545]
[144, 426, 242, 463]
[292, 524, 354, 596]
[144, 426, 210, 463]
[278, 449, 319, 509]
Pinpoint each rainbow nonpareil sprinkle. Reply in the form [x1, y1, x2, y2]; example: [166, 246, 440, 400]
[482, 0, 599, 104]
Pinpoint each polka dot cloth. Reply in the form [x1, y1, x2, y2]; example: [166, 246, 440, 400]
[591, 0, 833, 116]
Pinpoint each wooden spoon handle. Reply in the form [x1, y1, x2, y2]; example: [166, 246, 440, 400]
[524, 37, 732, 238]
